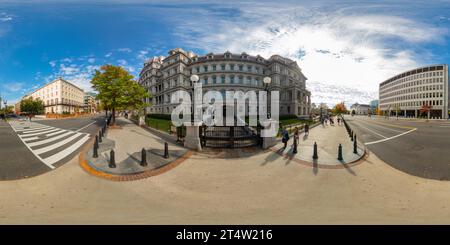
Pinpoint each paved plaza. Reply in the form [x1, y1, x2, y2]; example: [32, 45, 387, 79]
[1, 116, 450, 224]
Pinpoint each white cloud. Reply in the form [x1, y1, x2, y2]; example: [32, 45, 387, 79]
[49, 60, 56, 67]
[105, 52, 112, 57]
[117, 59, 127, 66]
[117, 48, 132, 53]
[173, 2, 448, 105]
[88, 58, 95, 63]
[2, 82, 24, 92]
[60, 58, 73, 63]
[59, 64, 79, 75]
[0, 13, 12, 22]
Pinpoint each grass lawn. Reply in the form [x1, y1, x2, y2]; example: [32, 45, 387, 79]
[145, 117, 173, 133]
[280, 118, 313, 127]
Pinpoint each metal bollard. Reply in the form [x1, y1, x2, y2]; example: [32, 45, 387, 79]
[164, 142, 169, 158]
[353, 135, 358, 154]
[313, 142, 318, 159]
[293, 139, 298, 154]
[109, 150, 116, 168]
[98, 131, 102, 143]
[93, 136, 99, 158]
[141, 148, 147, 166]
[337, 144, 343, 161]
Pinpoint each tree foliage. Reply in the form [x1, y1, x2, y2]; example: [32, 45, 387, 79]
[91, 65, 150, 124]
[20, 97, 44, 115]
[331, 102, 347, 115]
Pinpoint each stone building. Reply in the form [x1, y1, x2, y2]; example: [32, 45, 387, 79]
[138, 48, 311, 118]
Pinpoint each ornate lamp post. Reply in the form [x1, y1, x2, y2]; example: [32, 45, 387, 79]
[190, 74, 199, 123]
[263, 76, 271, 118]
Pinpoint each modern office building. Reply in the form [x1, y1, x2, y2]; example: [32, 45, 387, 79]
[25, 77, 85, 114]
[138, 48, 311, 117]
[379, 64, 449, 119]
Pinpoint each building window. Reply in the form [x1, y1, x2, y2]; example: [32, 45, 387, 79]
[230, 75, 235, 84]
[239, 65, 243, 71]
[221, 76, 226, 84]
[247, 65, 252, 72]
[221, 64, 226, 70]
[203, 76, 208, 85]
[212, 65, 217, 71]
[196, 67, 200, 73]
[239, 76, 243, 84]
[204, 65, 208, 72]
[230, 64, 235, 70]
[212, 76, 217, 84]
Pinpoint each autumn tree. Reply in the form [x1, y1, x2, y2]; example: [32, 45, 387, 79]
[331, 102, 348, 115]
[91, 65, 150, 125]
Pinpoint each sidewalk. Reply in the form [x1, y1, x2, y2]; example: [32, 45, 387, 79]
[82, 117, 190, 180]
[272, 119, 365, 167]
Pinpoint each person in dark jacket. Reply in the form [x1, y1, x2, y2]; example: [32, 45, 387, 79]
[281, 128, 289, 149]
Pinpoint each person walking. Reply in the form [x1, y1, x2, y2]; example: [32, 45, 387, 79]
[281, 128, 290, 149]
[304, 123, 309, 136]
[337, 117, 341, 125]
[293, 127, 299, 145]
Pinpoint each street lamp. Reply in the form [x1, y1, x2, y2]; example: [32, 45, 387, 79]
[263, 76, 271, 118]
[190, 74, 199, 123]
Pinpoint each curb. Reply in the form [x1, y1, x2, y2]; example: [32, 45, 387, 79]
[269, 143, 367, 170]
[78, 133, 193, 181]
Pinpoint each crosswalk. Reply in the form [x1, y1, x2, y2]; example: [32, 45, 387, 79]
[9, 121, 90, 169]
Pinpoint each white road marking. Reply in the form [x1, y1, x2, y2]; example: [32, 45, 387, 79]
[8, 122, 55, 169]
[8, 121, 91, 168]
[365, 128, 417, 145]
[18, 126, 54, 133]
[75, 121, 96, 132]
[34, 133, 83, 154]
[357, 120, 406, 133]
[354, 123, 388, 139]
[46, 129, 68, 137]
[19, 128, 61, 137]
[43, 135, 89, 165]
[23, 136, 39, 142]
[15, 125, 52, 132]
[27, 131, 75, 147]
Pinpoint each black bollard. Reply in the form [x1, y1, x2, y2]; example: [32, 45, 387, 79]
[109, 150, 116, 168]
[350, 130, 353, 140]
[313, 142, 318, 159]
[353, 135, 358, 154]
[293, 139, 298, 154]
[98, 131, 102, 143]
[338, 144, 343, 161]
[141, 148, 147, 166]
[164, 142, 169, 158]
[93, 136, 99, 158]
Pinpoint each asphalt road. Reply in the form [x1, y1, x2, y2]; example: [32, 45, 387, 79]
[345, 115, 450, 180]
[0, 115, 105, 180]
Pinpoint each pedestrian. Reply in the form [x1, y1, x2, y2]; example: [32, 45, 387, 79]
[293, 127, 299, 146]
[304, 123, 309, 136]
[281, 128, 289, 149]
[337, 117, 341, 125]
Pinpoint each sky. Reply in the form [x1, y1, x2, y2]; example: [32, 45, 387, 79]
[0, 0, 449, 107]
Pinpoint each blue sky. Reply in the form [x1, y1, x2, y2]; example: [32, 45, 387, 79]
[0, 0, 450, 106]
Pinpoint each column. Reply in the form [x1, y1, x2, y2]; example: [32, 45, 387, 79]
[184, 125, 202, 151]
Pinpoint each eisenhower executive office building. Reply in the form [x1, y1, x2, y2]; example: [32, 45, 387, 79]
[138, 48, 312, 118]
[379, 64, 449, 119]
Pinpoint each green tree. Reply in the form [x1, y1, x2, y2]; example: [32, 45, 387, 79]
[20, 97, 44, 116]
[91, 65, 150, 124]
